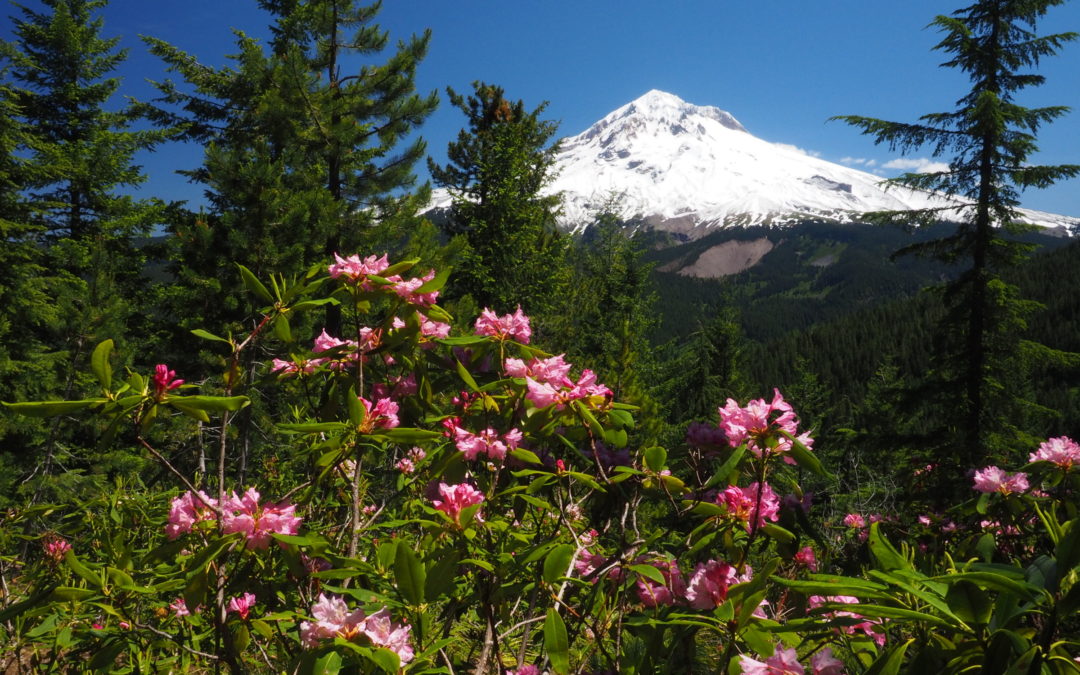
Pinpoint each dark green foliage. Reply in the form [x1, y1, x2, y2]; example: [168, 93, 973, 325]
[0, 0, 168, 500]
[142, 0, 437, 339]
[834, 0, 1079, 475]
[429, 82, 565, 314]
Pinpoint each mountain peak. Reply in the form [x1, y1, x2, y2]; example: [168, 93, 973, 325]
[613, 89, 748, 135]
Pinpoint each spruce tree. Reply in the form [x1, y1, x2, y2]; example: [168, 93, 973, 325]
[428, 82, 565, 314]
[142, 0, 437, 336]
[1, 0, 168, 497]
[835, 0, 1079, 474]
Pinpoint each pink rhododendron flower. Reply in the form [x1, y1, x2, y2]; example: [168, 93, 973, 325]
[474, 306, 531, 343]
[165, 491, 218, 539]
[524, 369, 612, 411]
[42, 535, 71, 562]
[842, 513, 866, 529]
[810, 648, 846, 675]
[685, 559, 737, 609]
[454, 427, 521, 462]
[388, 269, 439, 307]
[419, 315, 451, 340]
[360, 607, 415, 664]
[740, 646, 805, 674]
[355, 396, 400, 432]
[152, 364, 184, 398]
[372, 373, 418, 401]
[809, 595, 885, 646]
[300, 593, 367, 647]
[299, 594, 414, 663]
[635, 558, 686, 608]
[432, 482, 485, 524]
[228, 592, 256, 620]
[718, 389, 813, 462]
[328, 252, 390, 284]
[270, 358, 316, 376]
[973, 466, 1029, 495]
[221, 488, 302, 549]
[169, 597, 192, 617]
[505, 354, 572, 385]
[717, 482, 780, 531]
[395, 458, 415, 474]
[1029, 436, 1080, 469]
[508, 666, 540, 675]
[794, 546, 818, 571]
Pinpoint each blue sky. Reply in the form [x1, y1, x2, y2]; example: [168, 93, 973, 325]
[10, 0, 1080, 216]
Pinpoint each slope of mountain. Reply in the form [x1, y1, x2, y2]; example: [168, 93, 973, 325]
[430, 89, 1080, 238]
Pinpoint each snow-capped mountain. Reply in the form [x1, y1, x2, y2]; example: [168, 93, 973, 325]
[431, 89, 1079, 237]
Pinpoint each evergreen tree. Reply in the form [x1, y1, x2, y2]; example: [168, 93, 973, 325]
[428, 82, 565, 314]
[835, 0, 1079, 473]
[142, 0, 437, 337]
[0, 0, 168, 498]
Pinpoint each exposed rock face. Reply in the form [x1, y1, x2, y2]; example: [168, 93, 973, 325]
[658, 238, 774, 278]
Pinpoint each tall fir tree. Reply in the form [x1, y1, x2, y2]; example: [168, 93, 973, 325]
[142, 0, 437, 338]
[428, 82, 565, 315]
[835, 0, 1079, 477]
[0, 0, 168, 497]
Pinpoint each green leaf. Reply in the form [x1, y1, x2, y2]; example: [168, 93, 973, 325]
[274, 313, 293, 343]
[425, 552, 461, 601]
[394, 543, 425, 606]
[643, 446, 667, 472]
[510, 448, 542, 465]
[946, 580, 992, 625]
[3, 399, 101, 418]
[167, 395, 250, 413]
[544, 608, 570, 675]
[544, 544, 575, 584]
[50, 587, 96, 602]
[368, 647, 401, 673]
[865, 638, 914, 675]
[347, 387, 365, 426]
[415, 266, 451, 294]
[435, 335, 490, 346]
[761, 523, 796, 543]
[237, 264, 274, 303]
[780, 430, 828, 477]
[90, 340, 113, 391]
[629, 564, 667, 585]
[1055, 519, 1080, 572]
[279, 422, 348, 434]
[868, 522, 911, 572]
[704, 445, 746, 488]
[369, 427, 443, 444]
[455, 359, 480, 393]
[167, 399, 211, 422]
[88, 638, 124, 671]
[190, 329, 232, 346]
[64, 550, 101, 588]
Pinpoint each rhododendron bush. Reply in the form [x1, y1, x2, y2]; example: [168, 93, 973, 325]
[3, 255, 1079, 674]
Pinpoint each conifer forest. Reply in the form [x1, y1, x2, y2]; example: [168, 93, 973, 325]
[1, 1, 1080, 673]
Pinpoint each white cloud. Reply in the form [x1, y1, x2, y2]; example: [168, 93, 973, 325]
[840, 156, 867, 165]
[881, 158, 950, 173]
[775, 143, 821, 158]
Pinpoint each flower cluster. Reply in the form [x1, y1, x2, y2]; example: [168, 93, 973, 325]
[1029, 436, 1080, 469]
[300, 594, 414, 664]
[740, 646, 846, 675]
[165, 488, 301, 549]
[356, 395, 400, 432]
[454, 426, 523, 462]
[228, 593, 256, 620]
[431, 482, 485, 524]
[684, 559, 737, 610]
[718, 388, 813, 461]
[328, 253, 391, 285]
[42, 535, 71, 563]
[972, 466, 1029, 495]
[524, 369, 612, 411]
[716, 482, 781, 532]
[474, 306, 531, 343]
[152, 364, 184, 399]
